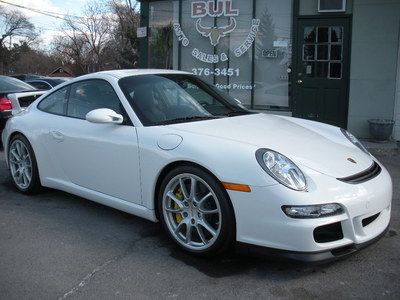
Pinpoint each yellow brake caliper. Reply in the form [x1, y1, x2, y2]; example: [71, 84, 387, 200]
[174, 188, 184, 223]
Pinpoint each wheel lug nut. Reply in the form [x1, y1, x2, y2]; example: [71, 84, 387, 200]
[183, 212, 188, 217]
[191, 218, 195, 224]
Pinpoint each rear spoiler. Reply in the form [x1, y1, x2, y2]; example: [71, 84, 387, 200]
[7, 91, 46, 115]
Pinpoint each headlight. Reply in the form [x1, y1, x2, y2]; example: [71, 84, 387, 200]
[256, 149, 307, 191]
[341, 128, 369, 154]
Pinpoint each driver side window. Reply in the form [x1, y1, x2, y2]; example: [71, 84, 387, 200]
[67, 80, 124, 120]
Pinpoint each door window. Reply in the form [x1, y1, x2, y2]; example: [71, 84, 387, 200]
[37, 86, 68, 115]
[302, 26, 343, 79]
[67, 80, 124, 120]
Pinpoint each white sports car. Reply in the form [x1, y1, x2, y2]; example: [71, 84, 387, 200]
[1, 70, 392, 261]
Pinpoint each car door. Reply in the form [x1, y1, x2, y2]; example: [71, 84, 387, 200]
[43, 79, 142, 204]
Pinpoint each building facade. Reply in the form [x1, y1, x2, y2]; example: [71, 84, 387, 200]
[138, 0, 400, 140]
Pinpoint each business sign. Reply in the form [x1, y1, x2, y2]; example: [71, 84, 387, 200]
[173, 0, 260, 65]
[262, 50, 278, 58]
[137, 27, 147, 38]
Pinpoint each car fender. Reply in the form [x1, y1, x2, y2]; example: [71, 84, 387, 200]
[136, 126, 278, 210]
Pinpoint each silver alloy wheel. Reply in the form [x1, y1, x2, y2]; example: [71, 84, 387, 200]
[9, 140, 33, 190]
[162, 173, 222, 251]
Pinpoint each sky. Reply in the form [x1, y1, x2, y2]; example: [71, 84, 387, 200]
[0, 0, 136, 48]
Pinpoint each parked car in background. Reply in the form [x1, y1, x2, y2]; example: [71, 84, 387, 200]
[10, 74, 43, 81]
[0, 76, 45, 131]
[26, 77, 70, 90]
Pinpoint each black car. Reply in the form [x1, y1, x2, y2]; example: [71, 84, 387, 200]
[26, 77, 69, 90]
[0, 76, 42, 130]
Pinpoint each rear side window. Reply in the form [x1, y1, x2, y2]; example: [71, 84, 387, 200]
[37, 86, 68, 115]
[0, 76, 35, 92]
[67, 80, 123, 119]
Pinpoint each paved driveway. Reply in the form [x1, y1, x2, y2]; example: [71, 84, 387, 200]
[0, 149, 399, 299]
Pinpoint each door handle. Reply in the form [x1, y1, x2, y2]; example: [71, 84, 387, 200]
[50, 131, 64, 142]
[297, 79, 303, 84]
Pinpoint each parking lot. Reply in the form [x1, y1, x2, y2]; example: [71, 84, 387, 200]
[0, 148, 399, 299]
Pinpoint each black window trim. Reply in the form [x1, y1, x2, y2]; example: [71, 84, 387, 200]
[37, 78, 133, 126]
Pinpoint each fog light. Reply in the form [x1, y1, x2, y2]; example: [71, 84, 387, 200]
[282, 204, 344, 219]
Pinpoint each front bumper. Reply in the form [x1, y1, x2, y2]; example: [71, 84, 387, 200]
[228, 160, 392, 260]
[236, 224, 389, 262]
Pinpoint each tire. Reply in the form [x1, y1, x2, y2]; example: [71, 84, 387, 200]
[8, 134, 41, 194]
[158, 165, 235, 256]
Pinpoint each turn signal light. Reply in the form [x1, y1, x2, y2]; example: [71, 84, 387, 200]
[0, 97, 12, 111]
[222, 182, 251, 192]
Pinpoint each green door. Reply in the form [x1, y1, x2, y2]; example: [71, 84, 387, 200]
[294, 17, 350, 128]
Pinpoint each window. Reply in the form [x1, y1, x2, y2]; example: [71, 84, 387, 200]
[37, 86, 68, 115]
[28, 81, 52, 90]
[118, 74, 250, 126]
[302, 26, 343, 79]
[0, 76, 35, 91]
[318, 0, 346, 12]
[67, 80, 124, 120]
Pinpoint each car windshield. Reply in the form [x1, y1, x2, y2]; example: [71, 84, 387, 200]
[0, 76, 35, 92]
[118, 74, 252, 126]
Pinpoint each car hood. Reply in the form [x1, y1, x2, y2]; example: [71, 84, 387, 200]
[169, 113, 373, 178]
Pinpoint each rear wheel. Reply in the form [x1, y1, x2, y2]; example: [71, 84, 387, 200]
[158, 166, 235, 256]
[8, 134, 41, 194]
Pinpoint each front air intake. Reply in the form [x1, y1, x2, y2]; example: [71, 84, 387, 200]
[337, 161, 381, 184]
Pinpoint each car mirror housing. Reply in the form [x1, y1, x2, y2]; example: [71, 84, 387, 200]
[86, 108, 123, 124]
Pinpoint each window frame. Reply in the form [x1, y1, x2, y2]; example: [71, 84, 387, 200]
[37, 78, 133, 126]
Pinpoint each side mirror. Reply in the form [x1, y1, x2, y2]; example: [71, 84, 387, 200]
[86, 108, 123, 124]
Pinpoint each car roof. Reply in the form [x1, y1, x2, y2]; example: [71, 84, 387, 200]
[78, 69, 191, 80]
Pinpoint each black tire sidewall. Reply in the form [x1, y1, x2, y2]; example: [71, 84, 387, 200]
[8, 134, 41, 194]
[158, 165, 236, 256]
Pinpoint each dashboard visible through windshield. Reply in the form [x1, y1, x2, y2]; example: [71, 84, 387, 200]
[118, 74, 252, 126]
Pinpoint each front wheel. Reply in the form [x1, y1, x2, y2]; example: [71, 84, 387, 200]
[158, 166, 235, 256]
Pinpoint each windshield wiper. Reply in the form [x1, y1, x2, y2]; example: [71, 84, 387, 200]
[154, 115, 218, 125]
[224, 111, 253, 117]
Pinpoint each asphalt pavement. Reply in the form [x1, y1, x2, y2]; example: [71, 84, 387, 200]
[0, 148, 399, 299]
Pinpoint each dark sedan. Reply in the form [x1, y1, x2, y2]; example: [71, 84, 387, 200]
[0, 76, 42, 130]
[26, 77, 70, 90]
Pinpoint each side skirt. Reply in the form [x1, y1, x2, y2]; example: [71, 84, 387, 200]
[42, 178, 158, 222]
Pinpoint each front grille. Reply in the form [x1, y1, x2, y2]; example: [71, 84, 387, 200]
[313, 222, 344, 243]
[337, 161, 381, 184]
[362, 213, 380, 227]
[18, 95, 40, 108]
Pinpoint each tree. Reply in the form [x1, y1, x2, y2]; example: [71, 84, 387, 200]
[7, 42, 61, 75]
[53, 0, 113, 73]
[0, 5, 38, 74]
[108, 0, 140, 68]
